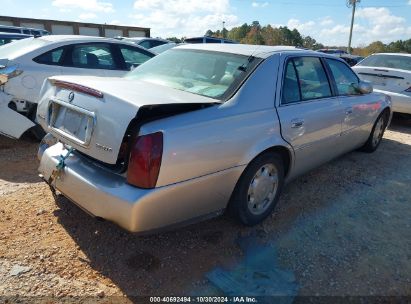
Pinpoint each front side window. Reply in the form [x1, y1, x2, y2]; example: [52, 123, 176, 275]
[326, 58, 359, 95]
[71, 44, 116, 69]
[119, 45, 153, 69]
[125, 49, 261, 100]
[34, 47, 64, 65]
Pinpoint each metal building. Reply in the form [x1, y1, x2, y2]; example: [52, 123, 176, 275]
[0, 15, 150, 38]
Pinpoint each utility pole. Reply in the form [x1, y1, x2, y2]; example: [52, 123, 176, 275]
[347, 0, 360, 54]
[222, 21, 226, 38]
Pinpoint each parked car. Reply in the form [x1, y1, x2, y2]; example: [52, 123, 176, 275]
[185, 36, 236, 44]
[353, 53, 411, 114]
[318, 48, 348, 55]
[115, 37, 171, 49]
[36, 44, 391, 233]
[0, 32, 32, 46]
[150, 42, 179, 54]
[339, 54, 364, 67]
[317, 49, 363, 66]
[0, 35, 155, 139]
[0, 25, 49, 37]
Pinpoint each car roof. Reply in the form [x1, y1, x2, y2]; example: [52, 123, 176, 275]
[175, 43, 321, 58]
[371, 53, 411, 57]
[35, 35, 155, 52]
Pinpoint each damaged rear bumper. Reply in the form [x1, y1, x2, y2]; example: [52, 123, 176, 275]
[38, 142, 243, 233]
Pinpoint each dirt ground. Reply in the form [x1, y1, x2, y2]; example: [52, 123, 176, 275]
[0, 115, 410, 302]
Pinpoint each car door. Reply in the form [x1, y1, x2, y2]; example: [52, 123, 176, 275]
[59, 43, 117, 77]
[324, 58, 377, 150]
[276, 55, 344, 178]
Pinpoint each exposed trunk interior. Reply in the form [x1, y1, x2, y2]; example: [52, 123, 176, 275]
[75, 103, 214, 174]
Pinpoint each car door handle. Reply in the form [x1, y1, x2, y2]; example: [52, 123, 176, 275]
[291, 119, 304, 128]
[345, 107, 353, 115]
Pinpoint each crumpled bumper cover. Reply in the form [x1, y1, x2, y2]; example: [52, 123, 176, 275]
[38, 143, 243, 233]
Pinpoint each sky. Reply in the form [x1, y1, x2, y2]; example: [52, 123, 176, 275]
[1, 0, 411, 46]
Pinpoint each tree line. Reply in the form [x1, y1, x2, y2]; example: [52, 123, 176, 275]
[167, 21, 410, 57]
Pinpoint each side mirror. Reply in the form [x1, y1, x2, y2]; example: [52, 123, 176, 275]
[354, 81, 373, 94]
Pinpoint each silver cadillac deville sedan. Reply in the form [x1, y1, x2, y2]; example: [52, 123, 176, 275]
[36, 44, 392, 233]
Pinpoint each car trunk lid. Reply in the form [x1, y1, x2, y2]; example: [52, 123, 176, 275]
[354, 66, 411, 93]
[37, 75, 218, 165]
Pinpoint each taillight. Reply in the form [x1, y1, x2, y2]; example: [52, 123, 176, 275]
[50, 79, 104, 98]
[127, 132, 163, 189]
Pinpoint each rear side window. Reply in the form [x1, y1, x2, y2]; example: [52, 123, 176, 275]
[71, 44, 116, 69]
[119, 45, 153, 69]
[357, 54, 411, 71]
[185, 38, 204, 43]
[326, 58, 359, 95]
[139, 40, 151, 49]
[282, 57, 332, 104]
[34, 47, 64, 65]
[0, 38, 15, 46]
[149, 40, 167, 48]
[206, 38, 221, 43]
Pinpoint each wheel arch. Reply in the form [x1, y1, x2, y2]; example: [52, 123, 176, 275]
[253, 145, 293, 178]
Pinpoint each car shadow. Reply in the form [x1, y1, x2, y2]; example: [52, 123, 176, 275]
[388, 114, 411, 135]
[51, 130, 411, 299]
[0, 134, 41, 184]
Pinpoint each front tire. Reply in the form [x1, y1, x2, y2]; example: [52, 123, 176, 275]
[361, 111, 389, 153]
[229, 152, 284, 226]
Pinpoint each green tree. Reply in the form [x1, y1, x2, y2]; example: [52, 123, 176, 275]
[366, 41, 386, 54]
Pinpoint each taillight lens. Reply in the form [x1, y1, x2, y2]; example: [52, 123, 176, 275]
[127, 132, 163, 189]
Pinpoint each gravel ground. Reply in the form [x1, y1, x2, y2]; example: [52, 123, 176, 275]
[0, 116, 410, 302]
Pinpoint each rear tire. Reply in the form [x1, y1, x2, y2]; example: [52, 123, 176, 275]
[28, 104, 46, 141]
[228, 152, 284, 226]
[30, 125, 46, 141]
[361, 111, 389, 153]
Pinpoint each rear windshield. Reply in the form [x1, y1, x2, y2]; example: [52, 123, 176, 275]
[0, 37, 48, 59]
[357, 54, 411, 71]
[125, 49, 261, 101]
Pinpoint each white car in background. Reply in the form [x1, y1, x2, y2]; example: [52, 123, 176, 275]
[352, 53, 411, 114]
[115, 37, 171, 49]
[0, 35, 155, 139]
